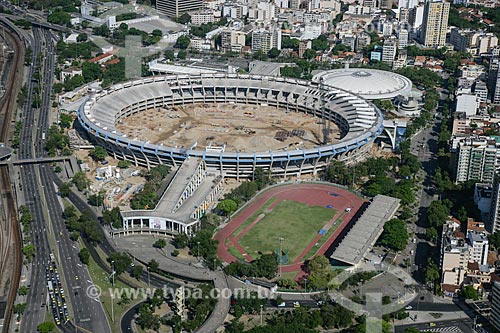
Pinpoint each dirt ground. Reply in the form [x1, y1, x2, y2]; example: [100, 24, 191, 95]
[116, 104, 341, 152]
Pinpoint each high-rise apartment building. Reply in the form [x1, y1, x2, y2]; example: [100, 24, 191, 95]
[421, 0, 450, 48]
[251, 27, 282, 53]
[156, 0, 203, 18]
[454, 136, 500, 184]
[398, 29, 409, 49]
[492, 282, 500, 331]
[220, 30, 246, 53]
[382, 37, 397, 65]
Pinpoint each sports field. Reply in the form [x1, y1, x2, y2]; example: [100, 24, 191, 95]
[215, 183, 365, 274]
[237, 200, 336, 262]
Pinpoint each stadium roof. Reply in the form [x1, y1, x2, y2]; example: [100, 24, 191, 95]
[330, 195, 401, 266]
[313, 68, 412, 100]
[121, 158, 220, 224]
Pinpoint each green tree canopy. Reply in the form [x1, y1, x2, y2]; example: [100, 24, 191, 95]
[89, 146, 108, 161]
[175, 35, 191, 49]
[107, 252, 132, 275]
[379, 219, 408, 251]
[217, 199, 238, 216]
[37, 321, 56, 333]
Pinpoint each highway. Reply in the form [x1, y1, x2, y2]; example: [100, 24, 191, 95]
[17, 26, 109, 333]
[18, 25, 50, 333]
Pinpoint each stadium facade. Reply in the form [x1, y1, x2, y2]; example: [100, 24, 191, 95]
[78, 74, 384, 179]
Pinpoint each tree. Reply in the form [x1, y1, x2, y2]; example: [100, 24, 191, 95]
[312, 35, 329, 51]
[457, 206, 468, 223]
[177, 49, 187, 59]
[37, 321, 56, 333]
[164, 49, 175, 61]
[379, 219, 408, 251]
[117, 160, 131, 169]
[82, 62, 102, 82]
[268, 47, 280, 58]
[306, 255, 334, 290]
[177, 13, 191, 24]
[47, 10, 71, 26]
[303, 48, 316, 60]
[77, 33, 88, 42]
[22, 244, 35, 261]
[79, 248, 90, 265]
[18, 285, 28, 296]
[424, 258, 440, 285]
[88, 192, 105, 207]
[58, 182, 72, 198]
[175, 35, 190, 49]
[427, 227, 438, 243]
[102, 207, 123, 229]
[323, 160, 351, 185]
[131, 265, 143, 279]
[89, 146, 108, 161]
[153, 238, 167, 250]
[119, 293, 131, 306]
[107, 252, 132, 275]
[59, 113, 73, 128]
[174, 233, 189, 249]
[489, 232, 500, 250]
[148, 259, 159, 273]
[137, 304, 160, 330]
[461, 285, 479, 300]
[72, 172, 91, 191]
[217, 199, 238, 216]
[14, 302, 27, 315]
[427, 200, 450, 227]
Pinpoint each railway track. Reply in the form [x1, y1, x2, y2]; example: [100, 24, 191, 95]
[0, 20, 24, 333]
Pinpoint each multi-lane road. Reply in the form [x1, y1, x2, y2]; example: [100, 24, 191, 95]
[17, 26, 109, 333]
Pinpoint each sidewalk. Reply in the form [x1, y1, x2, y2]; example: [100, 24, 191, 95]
[395, 310, 470, 325]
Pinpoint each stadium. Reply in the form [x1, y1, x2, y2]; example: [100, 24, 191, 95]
[77, 74, 384, 178]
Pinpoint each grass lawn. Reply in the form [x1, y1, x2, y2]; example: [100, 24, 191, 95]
[232, 198, 277, 238]
[303, 213, 345, 260]
[237, 200, 336, 262]
[84, 245, 138, 333]
[228, 246, 247, 261]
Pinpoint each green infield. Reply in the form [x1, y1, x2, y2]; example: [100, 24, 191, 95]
[237, 200, 337, 262]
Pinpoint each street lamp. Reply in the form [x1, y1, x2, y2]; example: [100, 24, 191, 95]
[260, 304, 263, 326]
[278, 237, 284, 277]
[304, 278, 308, 293]
[147, 265, 150, 287]
[111, 260, 115, 323]
[360, 279, 364, 304]
[197, 241, 200, 259]
[213, 258, 216, 271]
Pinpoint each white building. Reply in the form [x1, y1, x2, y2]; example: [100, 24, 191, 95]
[468, 231, 489, 266]
[252, 26, 282, 53]
[191, 11, 215, 25]
[454, 136, 500, 184]
[220, 29, 246, 53]
[455, 94, 480, 116]
[382, 38, 397, 65]
[398, 29, 409, 49]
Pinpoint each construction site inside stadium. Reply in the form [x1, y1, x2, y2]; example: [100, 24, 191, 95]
[116, 103, 342, 152]
[78, 74, 384, 178]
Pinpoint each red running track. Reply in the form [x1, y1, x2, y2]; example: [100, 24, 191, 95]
[214, 183, 365, 275]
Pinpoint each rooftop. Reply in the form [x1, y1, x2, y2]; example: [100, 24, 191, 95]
[121, 158, 221, 224]
[313, 68, 412, 100]
[330, 195, 401, 266]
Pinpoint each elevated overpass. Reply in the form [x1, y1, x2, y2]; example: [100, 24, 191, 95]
[0, 155, 74, 166]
